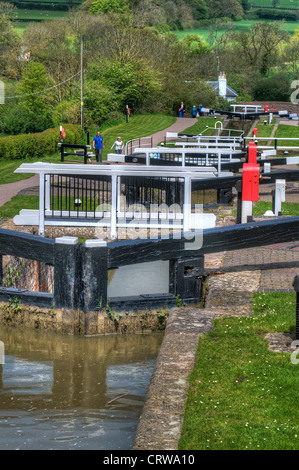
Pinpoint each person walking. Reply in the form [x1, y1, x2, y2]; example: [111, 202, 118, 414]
[111, 136, 124, 155]
[198, 104, 203, 116]
[191, 105, 197, 118]
[179, 102, 185, 118]
[93, 131, 105, 163]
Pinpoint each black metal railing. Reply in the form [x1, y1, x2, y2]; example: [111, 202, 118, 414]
[120, 176, 184, 209]
[47, 174, 112, 219]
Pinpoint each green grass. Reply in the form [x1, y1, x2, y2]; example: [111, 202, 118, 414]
[0, 193, 103, 218]
[274, 124, 299, 148]
[250, 0, 298, 9]
[88, 113, 176, 159]
[0, 114, 176, 184]
[179, 291, 299, 450]
[251, 120, 276, 145]
[179, 117, 224, 135]
[10, 9, 67, 21]
[176, 20, 299, 42]
[0, 152, 66, 185]
[0, 195, 39, 218]
[253, 201, 299, 216]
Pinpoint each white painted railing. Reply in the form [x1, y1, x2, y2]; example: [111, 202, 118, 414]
[244, 137, 299, 150]
[14, 163, 218, 239]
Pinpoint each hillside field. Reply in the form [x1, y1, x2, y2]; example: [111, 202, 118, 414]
[176, 19, 298, 41]
[250, 0, 298, 9]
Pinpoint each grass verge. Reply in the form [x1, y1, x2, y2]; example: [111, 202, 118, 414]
[179, 291, 299, 450]
[274, 124, 299, 148]
[0, 195, 39, 218]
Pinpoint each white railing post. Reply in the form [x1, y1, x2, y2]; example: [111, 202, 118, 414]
[39, 173, 45, 237]
[110, 174, 117, 240]
[45, 175, 51, 211]
[183, 176, 191, 232]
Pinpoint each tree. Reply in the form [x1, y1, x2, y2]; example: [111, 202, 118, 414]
[22, 18, 84, 111]
[230, 22, 288, 76]
[88, 0, 129, 15]
[205, 0, 243, 18]
[14, 61, 53, 131]
[89, 58, 162, 111]
[253, 73, 291, 101]
[0, 3, 21, 79]
[181, 34, 209, 55]
[283, 34, 299, 80]
[184, 0, 208, 20]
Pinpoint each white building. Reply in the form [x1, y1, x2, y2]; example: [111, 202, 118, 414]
[207, 73, 238, 102]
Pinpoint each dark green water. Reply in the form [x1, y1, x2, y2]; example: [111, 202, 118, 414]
[0, 325, 163, 450]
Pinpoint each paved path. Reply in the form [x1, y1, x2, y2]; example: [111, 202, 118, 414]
[0, 175, 39, 208]
[145, 117, 196, 146]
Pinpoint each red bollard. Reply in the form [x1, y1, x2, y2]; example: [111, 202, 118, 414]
[242, 163, 260, 202]
[265, 105, 269, 112]
[248, 141, 257, 164]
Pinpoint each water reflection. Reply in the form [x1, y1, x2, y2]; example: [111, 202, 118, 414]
[0, 326, 163, 450]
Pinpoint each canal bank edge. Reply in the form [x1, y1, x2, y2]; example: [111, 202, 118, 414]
[132, 269, 261, 450]
[0, 303, 169, 335]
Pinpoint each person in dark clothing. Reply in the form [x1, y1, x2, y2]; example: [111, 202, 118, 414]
[191, 105, 197, 118]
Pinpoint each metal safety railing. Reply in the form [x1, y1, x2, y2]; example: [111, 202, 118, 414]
[125, 136, 153, 155]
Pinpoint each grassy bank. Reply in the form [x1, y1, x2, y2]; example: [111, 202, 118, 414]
[253, 201, 299, 216]
[179, 291, 299, 450]
[0, 195, 39, 218]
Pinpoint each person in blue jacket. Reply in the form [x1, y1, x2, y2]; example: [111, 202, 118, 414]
[191, 105, 197, 118]
[93, 131, 105, 163]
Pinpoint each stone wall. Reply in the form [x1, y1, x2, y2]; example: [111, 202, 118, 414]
[0, 303, 169, 336]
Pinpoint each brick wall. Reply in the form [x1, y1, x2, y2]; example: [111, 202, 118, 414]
[239, 101, 299, 114]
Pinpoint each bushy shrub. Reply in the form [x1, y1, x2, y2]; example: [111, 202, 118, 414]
[0, 124, 83, 160]
[2, 104, 53, 135]
[253, 73, 291, 102]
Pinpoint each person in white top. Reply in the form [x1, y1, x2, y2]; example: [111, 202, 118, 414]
[111, 136, 124, 154]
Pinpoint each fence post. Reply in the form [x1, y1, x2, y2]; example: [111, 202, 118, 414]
[0, 255, 2, 287]
[293, 276, 299, 341]
[169, 256, 204, 302]
[81, 239, 108, 312]
[183, 176, 191, 232]
[272, 179, 285, 216]
[110, 174, 117, 240]
[54, 237, 81, 309]
[38, 173, 46, 237]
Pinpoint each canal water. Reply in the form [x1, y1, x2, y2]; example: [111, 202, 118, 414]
[0, 325, 163, 450]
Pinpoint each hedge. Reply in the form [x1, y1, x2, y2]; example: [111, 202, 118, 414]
[256, 9, 298, 21]
[0, 125, 83, 160]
